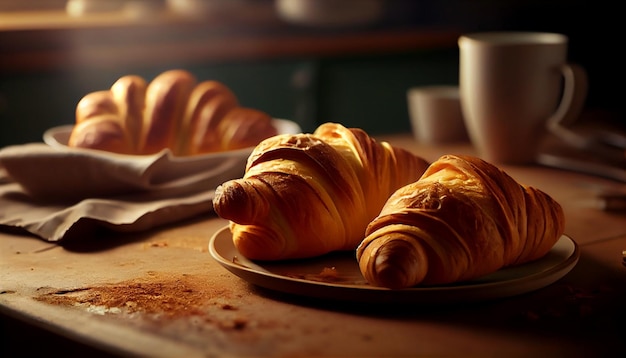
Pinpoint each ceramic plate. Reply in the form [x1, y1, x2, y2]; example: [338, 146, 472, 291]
[43, 118, 302, 157]
[209, 226, 579, 304]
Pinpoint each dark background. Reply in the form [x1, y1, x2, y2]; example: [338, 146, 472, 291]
[0, 0, 622, 145]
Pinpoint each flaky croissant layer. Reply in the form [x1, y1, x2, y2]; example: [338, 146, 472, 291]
[356, 154, 565, 289]
[212, 122, 430, 260]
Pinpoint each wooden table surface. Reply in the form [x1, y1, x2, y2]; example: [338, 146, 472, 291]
[1, 135, 625, 357]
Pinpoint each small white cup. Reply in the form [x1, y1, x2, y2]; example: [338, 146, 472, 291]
[407, 85, 468, 144]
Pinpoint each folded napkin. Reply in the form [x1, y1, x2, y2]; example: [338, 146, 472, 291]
[0, 143, 248, 242]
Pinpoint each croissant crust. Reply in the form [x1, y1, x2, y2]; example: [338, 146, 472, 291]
[212, 122, 430, 261]
[356, 154, 565, 289]
[68, 69, 277, 156]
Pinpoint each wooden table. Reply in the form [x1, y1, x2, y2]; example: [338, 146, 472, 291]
[1, 135, 625, 357]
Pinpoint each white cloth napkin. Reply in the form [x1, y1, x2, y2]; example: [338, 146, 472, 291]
[0, 143, 248, 242]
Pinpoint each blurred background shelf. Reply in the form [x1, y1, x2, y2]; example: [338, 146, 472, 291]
[0, 0, 622, 148]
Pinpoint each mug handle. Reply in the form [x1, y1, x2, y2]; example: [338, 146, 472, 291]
[546, 63, 589, 148]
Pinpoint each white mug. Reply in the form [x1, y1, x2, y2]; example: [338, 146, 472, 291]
[458, 32, 587, 164]
[407, 85, 468, 144]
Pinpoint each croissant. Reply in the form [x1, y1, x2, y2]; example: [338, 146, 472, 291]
[68, 69, 278, 156]
[356, 154, 565, 289]
[212, 122, 430, 260]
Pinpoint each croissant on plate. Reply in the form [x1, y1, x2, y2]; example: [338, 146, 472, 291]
[68, 69, 277, 156]
[356, 154, 565, 289]
[212, 122, 430, 260]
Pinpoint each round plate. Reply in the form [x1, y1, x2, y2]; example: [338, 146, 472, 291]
[42, 118, 302, 155]
[209, 226, 579, 304]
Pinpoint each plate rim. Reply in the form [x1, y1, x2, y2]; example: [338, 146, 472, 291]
[208, 225, 580, 303]
[42, 118, 302, 159]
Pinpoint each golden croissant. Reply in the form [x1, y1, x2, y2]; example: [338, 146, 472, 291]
[356, 154, 565, 289]
[68, 69, 277, 156]
[212, 122, 430, 260]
